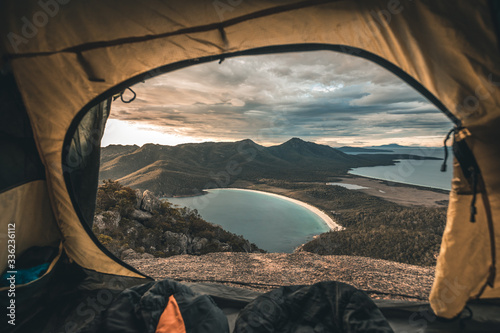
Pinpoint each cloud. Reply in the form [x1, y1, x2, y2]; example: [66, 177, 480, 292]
[106, 51, 452, 147]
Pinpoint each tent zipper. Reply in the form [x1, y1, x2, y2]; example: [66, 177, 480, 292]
[441, 127, 479, 223]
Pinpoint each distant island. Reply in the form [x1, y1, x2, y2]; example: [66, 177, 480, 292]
[337, 146, 393, 153]
[371, 143, 415, 149]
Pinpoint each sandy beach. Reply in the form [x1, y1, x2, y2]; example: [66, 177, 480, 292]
[208, 188, 343, 231]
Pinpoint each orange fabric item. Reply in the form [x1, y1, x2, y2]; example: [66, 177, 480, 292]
[155, 295, 186, 333]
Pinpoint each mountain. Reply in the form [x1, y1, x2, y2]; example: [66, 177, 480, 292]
[99, 138, 438, 195]
[268, 138, 361, 163]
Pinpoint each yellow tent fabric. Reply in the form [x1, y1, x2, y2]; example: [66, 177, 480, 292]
[1, 0, 499, 318]
[0, 181, 60, 274]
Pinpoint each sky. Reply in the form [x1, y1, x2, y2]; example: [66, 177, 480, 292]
[102, 51, 452, 148]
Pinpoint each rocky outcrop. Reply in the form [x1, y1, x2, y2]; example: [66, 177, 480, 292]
[131, 209, 152, 222]
[191, 237, 209, 253]
[135, 189, 143, 209]
[163, 231, 233, 255]
[140, 190, 162, 213]
[94, 184, 262, 260]
[121, 248, 155, 260]
[94, 211, 121, 231]
[95, 203, 240, 258]
[164, 231, 189, 254]
[241, 240, 253, 253]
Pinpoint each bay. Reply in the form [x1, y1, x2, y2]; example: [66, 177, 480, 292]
[163, 189, 331, 253]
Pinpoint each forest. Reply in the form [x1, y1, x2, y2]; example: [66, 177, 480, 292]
[291, 183, 447, 266]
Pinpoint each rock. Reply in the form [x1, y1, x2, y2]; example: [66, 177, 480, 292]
[123, 221, 144, 247]
[142, 253, 155, 259]
[164, 231, 189, 254]
[114, 246, 128, 259]
[191, 237, 209, 253]
[141, 190, 162, 213]
[135, 189, 143, 209]
[242, 240, 252, 253]
[131, 209, 152, 222]
[93, 211, 121, 231]
[162, 232, 213, 255]
[121, 248, 140, 260]
[93, 214, 105, 230]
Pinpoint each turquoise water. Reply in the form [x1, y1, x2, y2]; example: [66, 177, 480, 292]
[164, 189, 330, 253]
[348, 147, 452, 190]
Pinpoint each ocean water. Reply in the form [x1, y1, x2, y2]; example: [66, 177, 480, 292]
[163, 189, 330, 253]
[347, 147, 452, 190]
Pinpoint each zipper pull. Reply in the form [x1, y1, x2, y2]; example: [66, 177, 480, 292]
[440, 128, 455, 172]
[470, 167, 478, 223]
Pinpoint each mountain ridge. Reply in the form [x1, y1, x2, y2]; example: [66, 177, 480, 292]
[100, 138, 439, 195]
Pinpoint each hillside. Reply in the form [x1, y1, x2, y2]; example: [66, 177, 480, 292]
[92, 180, 263, 259]
[300, 184, 446, 266]
[100, 138, 440, 195]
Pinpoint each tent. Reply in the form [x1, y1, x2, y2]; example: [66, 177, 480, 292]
[1, 0, 500, 331]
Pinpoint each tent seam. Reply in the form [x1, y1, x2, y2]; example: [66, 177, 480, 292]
[4, 0, 334, 59]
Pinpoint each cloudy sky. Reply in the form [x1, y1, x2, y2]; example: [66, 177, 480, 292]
[102, 51, 452, 147]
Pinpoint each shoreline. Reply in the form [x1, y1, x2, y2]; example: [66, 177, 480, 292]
[205, 188, 343, 231]
[346, 172, 450, 194]
[333, 175, 449, 208]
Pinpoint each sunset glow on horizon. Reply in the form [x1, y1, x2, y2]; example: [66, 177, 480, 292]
[102, 51, 452, 148]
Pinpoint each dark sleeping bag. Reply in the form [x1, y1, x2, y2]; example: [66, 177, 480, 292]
[79, 279, 229, 333]
[233, 281, 394, 332]
[78, 279, 393, 333]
